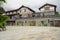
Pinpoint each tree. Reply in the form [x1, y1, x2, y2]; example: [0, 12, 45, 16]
[0, 0, 5, 2]
[0, 0, 6, 7]
[0, 0, 8, 31]
[55, 12, 60, 16]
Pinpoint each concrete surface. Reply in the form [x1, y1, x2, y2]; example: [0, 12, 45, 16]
[0, 26, 60, 40]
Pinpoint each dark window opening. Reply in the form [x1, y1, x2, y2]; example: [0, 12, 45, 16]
[48, 19, 49, 23]
[32, 15, 35, 17]
[20, 10, 21, 12]
[24, 9, 26, 12]
[10, 16, 12, 19]
[20, 14, 22, 17]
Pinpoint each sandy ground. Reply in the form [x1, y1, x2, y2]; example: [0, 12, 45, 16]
[0, 26, 60, 40]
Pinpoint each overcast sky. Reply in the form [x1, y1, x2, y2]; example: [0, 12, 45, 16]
[3, 0, 60, 12]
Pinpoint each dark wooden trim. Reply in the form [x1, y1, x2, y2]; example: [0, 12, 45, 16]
[5, 5, 35, 13]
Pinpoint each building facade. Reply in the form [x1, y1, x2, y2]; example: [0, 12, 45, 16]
[3, 3, 60, 26]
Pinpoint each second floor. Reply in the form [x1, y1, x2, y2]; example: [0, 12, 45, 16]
[39, 3, 56, 13]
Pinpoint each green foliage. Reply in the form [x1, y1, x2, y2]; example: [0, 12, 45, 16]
[29, 21, 36, 26]
[0, 0, 6, 2]
[55, 12, 60, 16]
[44, 24, 47, 26]
[41, 21, 44, 24]
[0, 0, 7, 31]
[0, 13, 8, 27]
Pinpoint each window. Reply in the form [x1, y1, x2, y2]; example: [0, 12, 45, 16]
[14, 15, 19, 18]
[45, 6, 50, 10]
[32, 15, 35, 17]
[24, 9, 26, 12]
[48, 19, 49, 23]
[13, 12, 16, 14]
[22, 14, 28, 17]
[10, 12, 12, 14]
[20, 14, 22, 17]
[50, 21, 54, 26]
[20, 10, 21, 12]
[44, 12, 54, 16]
[10, 16, 12, 19]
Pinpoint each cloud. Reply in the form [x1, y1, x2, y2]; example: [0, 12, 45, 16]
[3, 0, 60, 12]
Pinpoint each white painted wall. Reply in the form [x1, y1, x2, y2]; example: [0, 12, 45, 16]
[40, 5, 55, 12]
[18, 7, 33, 14]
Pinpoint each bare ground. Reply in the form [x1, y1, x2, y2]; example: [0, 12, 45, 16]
[0, 26, 60, 40]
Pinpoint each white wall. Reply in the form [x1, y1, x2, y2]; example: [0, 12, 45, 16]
[40, 5, 55, 12]
[18, 7, 33, 14]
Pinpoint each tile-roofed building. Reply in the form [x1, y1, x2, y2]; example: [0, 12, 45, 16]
[2, 3, 60, 26]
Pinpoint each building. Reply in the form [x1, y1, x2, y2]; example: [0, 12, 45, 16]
[4, 5, 35, 26]
[2, 3, 60, 26]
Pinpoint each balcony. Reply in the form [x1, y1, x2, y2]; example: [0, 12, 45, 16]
[7, 16, 16, 21]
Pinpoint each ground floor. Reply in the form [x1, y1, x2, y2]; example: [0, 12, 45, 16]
[6, 18, 55, 26]
[6, 21, 15, 26]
